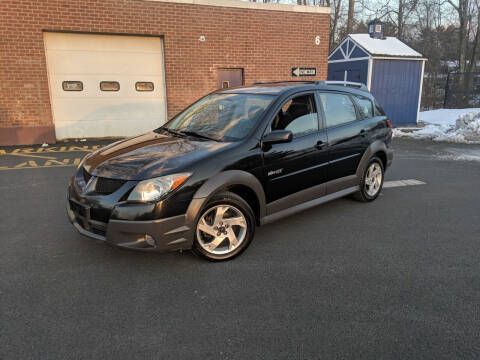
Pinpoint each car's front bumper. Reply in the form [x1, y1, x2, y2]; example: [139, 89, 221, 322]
[66, 182, 194, 252]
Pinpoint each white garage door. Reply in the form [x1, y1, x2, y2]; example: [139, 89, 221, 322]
[44, 33, 167, 139]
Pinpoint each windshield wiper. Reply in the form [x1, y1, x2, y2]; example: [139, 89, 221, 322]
[179, 130, 220, 142]
[157, 127, 186, 138]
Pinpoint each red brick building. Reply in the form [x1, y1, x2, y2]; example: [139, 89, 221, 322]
[0, 0, 330, 145]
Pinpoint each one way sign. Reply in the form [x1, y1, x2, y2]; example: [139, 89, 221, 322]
[291, 67, 317, 77]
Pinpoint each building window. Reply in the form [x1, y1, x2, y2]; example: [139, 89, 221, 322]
[100, 81, 120, 91]
[135, 82, 154, 92]
[222, 81, 230, 89]
[369, 25, 374, 33]
[62, 81, 83, 91]
[375, 24, 382, 32]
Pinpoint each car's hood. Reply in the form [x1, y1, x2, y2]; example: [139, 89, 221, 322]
[83, 132, 232, 180]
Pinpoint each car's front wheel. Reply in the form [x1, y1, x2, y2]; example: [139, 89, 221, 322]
[192, 192, 255, 261]
[354, 156, 384, 202]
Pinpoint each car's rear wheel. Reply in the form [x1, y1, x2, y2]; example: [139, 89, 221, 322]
[354, 156, 384, 202]
[192, 192, 255, 261]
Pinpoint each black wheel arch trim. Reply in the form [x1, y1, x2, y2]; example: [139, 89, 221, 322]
[185, 170, 266, 231]
[356, 140, 389, 178]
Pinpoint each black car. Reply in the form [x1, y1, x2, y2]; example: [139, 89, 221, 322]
[67, 81, 393, 261]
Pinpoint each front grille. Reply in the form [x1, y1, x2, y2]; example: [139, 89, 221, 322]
[90, 207, 111, 223]
[95, 177, 127, 195]
[69, 200, 88, 218]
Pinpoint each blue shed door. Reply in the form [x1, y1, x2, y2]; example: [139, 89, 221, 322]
[327, 59, 369, 85]
[370, 59, 422, 125]
[331, 69, 361, 82]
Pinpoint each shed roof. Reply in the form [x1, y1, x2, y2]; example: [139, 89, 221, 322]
[348, 34, 423, 58]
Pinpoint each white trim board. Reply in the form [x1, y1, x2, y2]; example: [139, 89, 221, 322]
[329, 36, 371, 61]
[328, 57, 370, 63]
[367, 57, 373, 90]
[372, 56, 427, 61]
[416, 60, 425, 124]
[141, 0, 330, 13]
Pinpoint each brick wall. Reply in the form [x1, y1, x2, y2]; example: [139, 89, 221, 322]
[0, 0, 330, 145]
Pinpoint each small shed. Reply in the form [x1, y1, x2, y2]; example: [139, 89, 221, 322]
[327, 21, 426, 125]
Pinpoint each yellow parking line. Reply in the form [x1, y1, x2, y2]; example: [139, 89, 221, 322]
[0, 145, 102, 156]
[0, 158, 81, 171]
[0, 165, 76, 171]
[3, 152, 57, 160]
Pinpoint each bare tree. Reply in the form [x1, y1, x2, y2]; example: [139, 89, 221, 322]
[358, 0, 419, 40]
[347, 0, 355, 33]
[446, 0, 470, 73]
[330, 0, 344, 49]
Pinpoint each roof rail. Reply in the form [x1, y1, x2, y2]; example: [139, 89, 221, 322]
[252, 80, 316, 85]
[319, 80, 368, 91]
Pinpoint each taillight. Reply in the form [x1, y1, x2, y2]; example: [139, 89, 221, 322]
[386, 120, 392, 128]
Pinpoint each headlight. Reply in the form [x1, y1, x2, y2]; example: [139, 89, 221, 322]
[127, 173, 191, 202]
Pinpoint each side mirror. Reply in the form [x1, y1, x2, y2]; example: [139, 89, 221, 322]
[261, 130, 293, 146]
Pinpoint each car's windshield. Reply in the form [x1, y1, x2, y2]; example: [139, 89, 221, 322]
[159, 93, 274, 141]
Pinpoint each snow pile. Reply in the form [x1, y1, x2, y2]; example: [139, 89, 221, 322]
[393, 108, 480, 143]
[456, 113, 480, 140]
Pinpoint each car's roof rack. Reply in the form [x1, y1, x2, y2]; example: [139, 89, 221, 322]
[252, 80, 316, 85]
[251, 80, 369, 91]
[318, 80, 368, 91]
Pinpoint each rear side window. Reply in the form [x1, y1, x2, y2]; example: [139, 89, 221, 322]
[354, 96, 374, 119]
[374, 99, 386, 116]
[319, 93, 357, 127]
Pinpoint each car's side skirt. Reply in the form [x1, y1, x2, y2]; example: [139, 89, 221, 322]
[260, 184, 359, 226]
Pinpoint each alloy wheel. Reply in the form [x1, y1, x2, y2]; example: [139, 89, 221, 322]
[196, 205, 248, 255]
[365, 162, 383, 197]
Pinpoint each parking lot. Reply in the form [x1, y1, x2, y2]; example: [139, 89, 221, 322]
[1, 138, 480, 359]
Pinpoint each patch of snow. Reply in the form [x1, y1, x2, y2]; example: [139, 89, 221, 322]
[419, 108, 480, 126]
[394, 108, 480, 143]
[349, 34, 423, 58]
[80, 139, 87, 142]
[41, 143, 49, 147]
[438, 153, 480, 162]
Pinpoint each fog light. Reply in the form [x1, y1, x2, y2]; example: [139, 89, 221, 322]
[144, 234, 156, 247]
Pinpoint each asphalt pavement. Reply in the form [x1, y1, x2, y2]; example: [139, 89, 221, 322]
[1, 138, 480, 359]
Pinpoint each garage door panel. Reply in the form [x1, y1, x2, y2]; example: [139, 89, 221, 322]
[54, 118, 163, 140]
[52, 98, 165, 122]
[48, 76, 164, 98]
[46, 50, 164, 76]
[44, 32, 167, 139]
[45, 33, 162, 53]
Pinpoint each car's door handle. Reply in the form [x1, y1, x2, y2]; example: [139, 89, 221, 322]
[316, 140, 325, 149]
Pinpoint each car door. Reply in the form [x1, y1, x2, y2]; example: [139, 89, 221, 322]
[352, 94, 379, 141]
[262, 92, 328, 204]
[318, 91, 368, 183]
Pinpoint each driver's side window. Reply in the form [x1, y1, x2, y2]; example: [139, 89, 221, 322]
[271, 94, 318, 138]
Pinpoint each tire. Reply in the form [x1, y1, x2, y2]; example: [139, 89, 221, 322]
[192, 192, 256, 261]
[353, 156, 384, 202]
